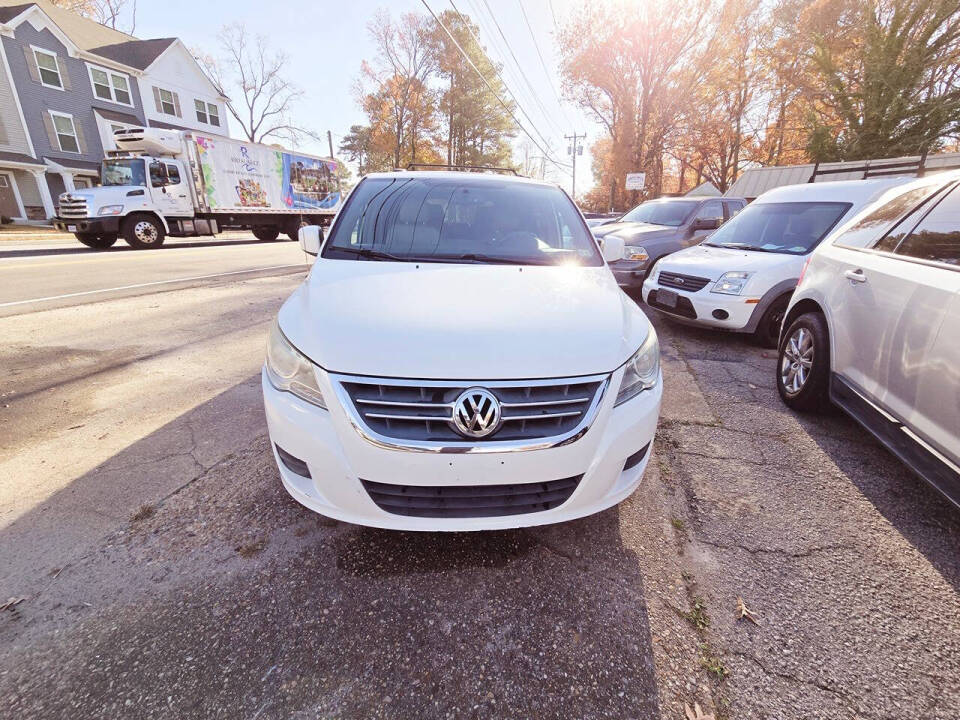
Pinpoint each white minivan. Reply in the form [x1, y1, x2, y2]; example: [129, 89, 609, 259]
[777, 171, 960, 506]
[262, 171, 662, 531]
[642, 180, 910, 346]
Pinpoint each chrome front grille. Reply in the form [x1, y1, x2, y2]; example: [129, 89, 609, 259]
[58, 194, 89, 219]
[657, 271, 711, 292]
[332, 373, 609, 451]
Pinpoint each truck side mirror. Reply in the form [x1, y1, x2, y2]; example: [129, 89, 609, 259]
[298, 225, 323, 256]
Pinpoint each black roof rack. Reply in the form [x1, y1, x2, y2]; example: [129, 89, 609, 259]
[401, 163, 520, 176]
[808, 150, 960, 182]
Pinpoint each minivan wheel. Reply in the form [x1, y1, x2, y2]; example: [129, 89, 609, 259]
[123, 215, 165, 249]
[753, 294, 790, 348]
[776, 312, 831, 412]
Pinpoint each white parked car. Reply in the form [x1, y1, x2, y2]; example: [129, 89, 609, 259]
[641, 180, 910, 346]
[262, 171, 662, 531]
[777, 171, 960, 506]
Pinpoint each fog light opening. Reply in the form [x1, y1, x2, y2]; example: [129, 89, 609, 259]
[712, 309, 729, 320]
[276, 445, 311, 478]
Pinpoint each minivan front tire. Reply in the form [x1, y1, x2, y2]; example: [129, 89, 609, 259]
[776, 312, 831, 412]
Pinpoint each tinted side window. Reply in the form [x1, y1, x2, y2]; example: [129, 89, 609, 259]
[893, 185, 960, 266]
[694, 201, 723, 222]
[723, 200, 744, 219]
[165, 163, 181, 184]
[832, 183, 942, 249]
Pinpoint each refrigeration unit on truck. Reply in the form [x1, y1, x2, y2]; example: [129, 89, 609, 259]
[53, 128, 343, 249]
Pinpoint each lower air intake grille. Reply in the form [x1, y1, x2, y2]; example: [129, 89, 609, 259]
[361, 475, 582, 518]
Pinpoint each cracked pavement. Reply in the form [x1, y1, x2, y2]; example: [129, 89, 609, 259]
[1, 269, 958, 719]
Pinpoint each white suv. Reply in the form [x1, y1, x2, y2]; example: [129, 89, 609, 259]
[262, 172, 662, 530]
[642, 180, 909, 346]
[777, 172, 960, 506]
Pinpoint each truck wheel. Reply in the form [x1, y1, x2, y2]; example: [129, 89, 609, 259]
[776, 312, 831, 413]
[253, 227, 280, 242]
[752, 294, 791, 348]
[123, 215, 165, 249]
[76, 233, 118, 249]
[285, 220, 306, 241]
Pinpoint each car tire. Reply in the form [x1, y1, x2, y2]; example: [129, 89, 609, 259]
[753, 294, 791, 348]
[776, 312, 831, 412]
[76, 233, 118, 249]
[122, 215, 165, 249]
[253, 226, 280, 242]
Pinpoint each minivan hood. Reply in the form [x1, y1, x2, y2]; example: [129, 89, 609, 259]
[278, 261, 650, 379]
[656, 243, 804, 281]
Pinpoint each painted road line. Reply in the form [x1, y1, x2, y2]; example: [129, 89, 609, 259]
[0, 264, 307, 317]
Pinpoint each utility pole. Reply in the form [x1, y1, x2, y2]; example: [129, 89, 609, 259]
[565, 132, 585, 200]
[327, 130, 334, 159]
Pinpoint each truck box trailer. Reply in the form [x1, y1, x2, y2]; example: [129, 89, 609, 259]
[53, 127, 343, 249]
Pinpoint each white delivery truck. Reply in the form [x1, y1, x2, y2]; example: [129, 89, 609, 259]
[54, 127, 343, 249]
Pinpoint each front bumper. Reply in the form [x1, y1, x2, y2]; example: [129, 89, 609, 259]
[53, 216, 121, 235]
[642, 276, 759, 331]
[262, 365, 662, 531]
[610, 261, 650, 289]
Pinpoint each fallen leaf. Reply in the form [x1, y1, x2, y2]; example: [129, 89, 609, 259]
[1, 597, 25, 612]
[685, 701, 716, 720]
[736, 596, 759, 625]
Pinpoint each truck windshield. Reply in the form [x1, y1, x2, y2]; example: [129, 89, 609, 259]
[619, 200, 699, 227]
[321, 177, 604, 266]
[702, 201, 852, 255]
[102, 159, 146, 187]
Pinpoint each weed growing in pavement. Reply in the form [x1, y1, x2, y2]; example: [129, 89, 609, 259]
[683, 596, 710, 632]
[698, 643, 729, 680]
[131, 504, 155, 522]
[671, 517, 686, 531]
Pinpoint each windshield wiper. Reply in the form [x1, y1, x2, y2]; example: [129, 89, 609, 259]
[330, 246, 418, 262]
[431, 253, 552, 265]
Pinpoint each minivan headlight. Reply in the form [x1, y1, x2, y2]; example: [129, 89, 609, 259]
[615, 329, 660, 406]
[265, 320, 327, 408]
[711, 271, 752, 295]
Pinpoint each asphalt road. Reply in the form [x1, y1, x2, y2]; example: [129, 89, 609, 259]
[1, 242, 958, 719]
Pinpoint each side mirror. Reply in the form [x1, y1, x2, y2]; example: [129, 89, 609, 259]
[600, 235, 625, 263]
[693, 217, 723, 231]
[298, 225, 323, 256]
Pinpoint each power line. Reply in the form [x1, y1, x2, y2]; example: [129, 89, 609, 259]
[516, 0, 573, 128]
[469, 0, 566, 139]
[420, 0, 570, 175]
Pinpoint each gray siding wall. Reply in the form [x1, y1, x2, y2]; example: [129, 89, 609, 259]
[0, 47, 32, 155]
[2, 23, 146, 167]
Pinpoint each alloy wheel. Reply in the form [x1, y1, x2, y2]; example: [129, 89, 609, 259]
[780, 326, 814, 395]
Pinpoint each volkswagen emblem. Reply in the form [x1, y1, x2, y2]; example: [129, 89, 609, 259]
[451, 387, 502, 439]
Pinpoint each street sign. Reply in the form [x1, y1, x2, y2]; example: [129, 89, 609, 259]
[625, 173, 646, 190]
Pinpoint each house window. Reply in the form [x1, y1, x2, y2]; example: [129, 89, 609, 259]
[158, 88, 177, 115]
[194, 100, 221, 127]
[34, 48, 62, 89]
[89, 66, 132, 105]
[50, 112, 79, 153]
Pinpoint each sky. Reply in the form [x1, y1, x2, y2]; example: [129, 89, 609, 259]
[133, 0, 599, 196]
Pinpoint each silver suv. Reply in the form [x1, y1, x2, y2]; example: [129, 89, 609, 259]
[777, 172, 960, 505]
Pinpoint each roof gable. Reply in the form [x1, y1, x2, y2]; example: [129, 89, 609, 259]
[89, 37, 176, 70]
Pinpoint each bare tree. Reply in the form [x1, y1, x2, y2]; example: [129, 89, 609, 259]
[50, 0, 137, 33]
[197, 24, 316, 145]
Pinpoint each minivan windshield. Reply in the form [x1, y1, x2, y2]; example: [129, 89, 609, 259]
[619, 199, 699, 227]
[321, 177, 604, 266]
[101, 159, 146, 187]
[702, 201, 852, 255]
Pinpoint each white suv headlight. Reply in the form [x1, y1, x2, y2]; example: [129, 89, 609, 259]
[615, 328, 660, 406]
[711, 271, 752, 295]
[265, 320, 327, 409]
